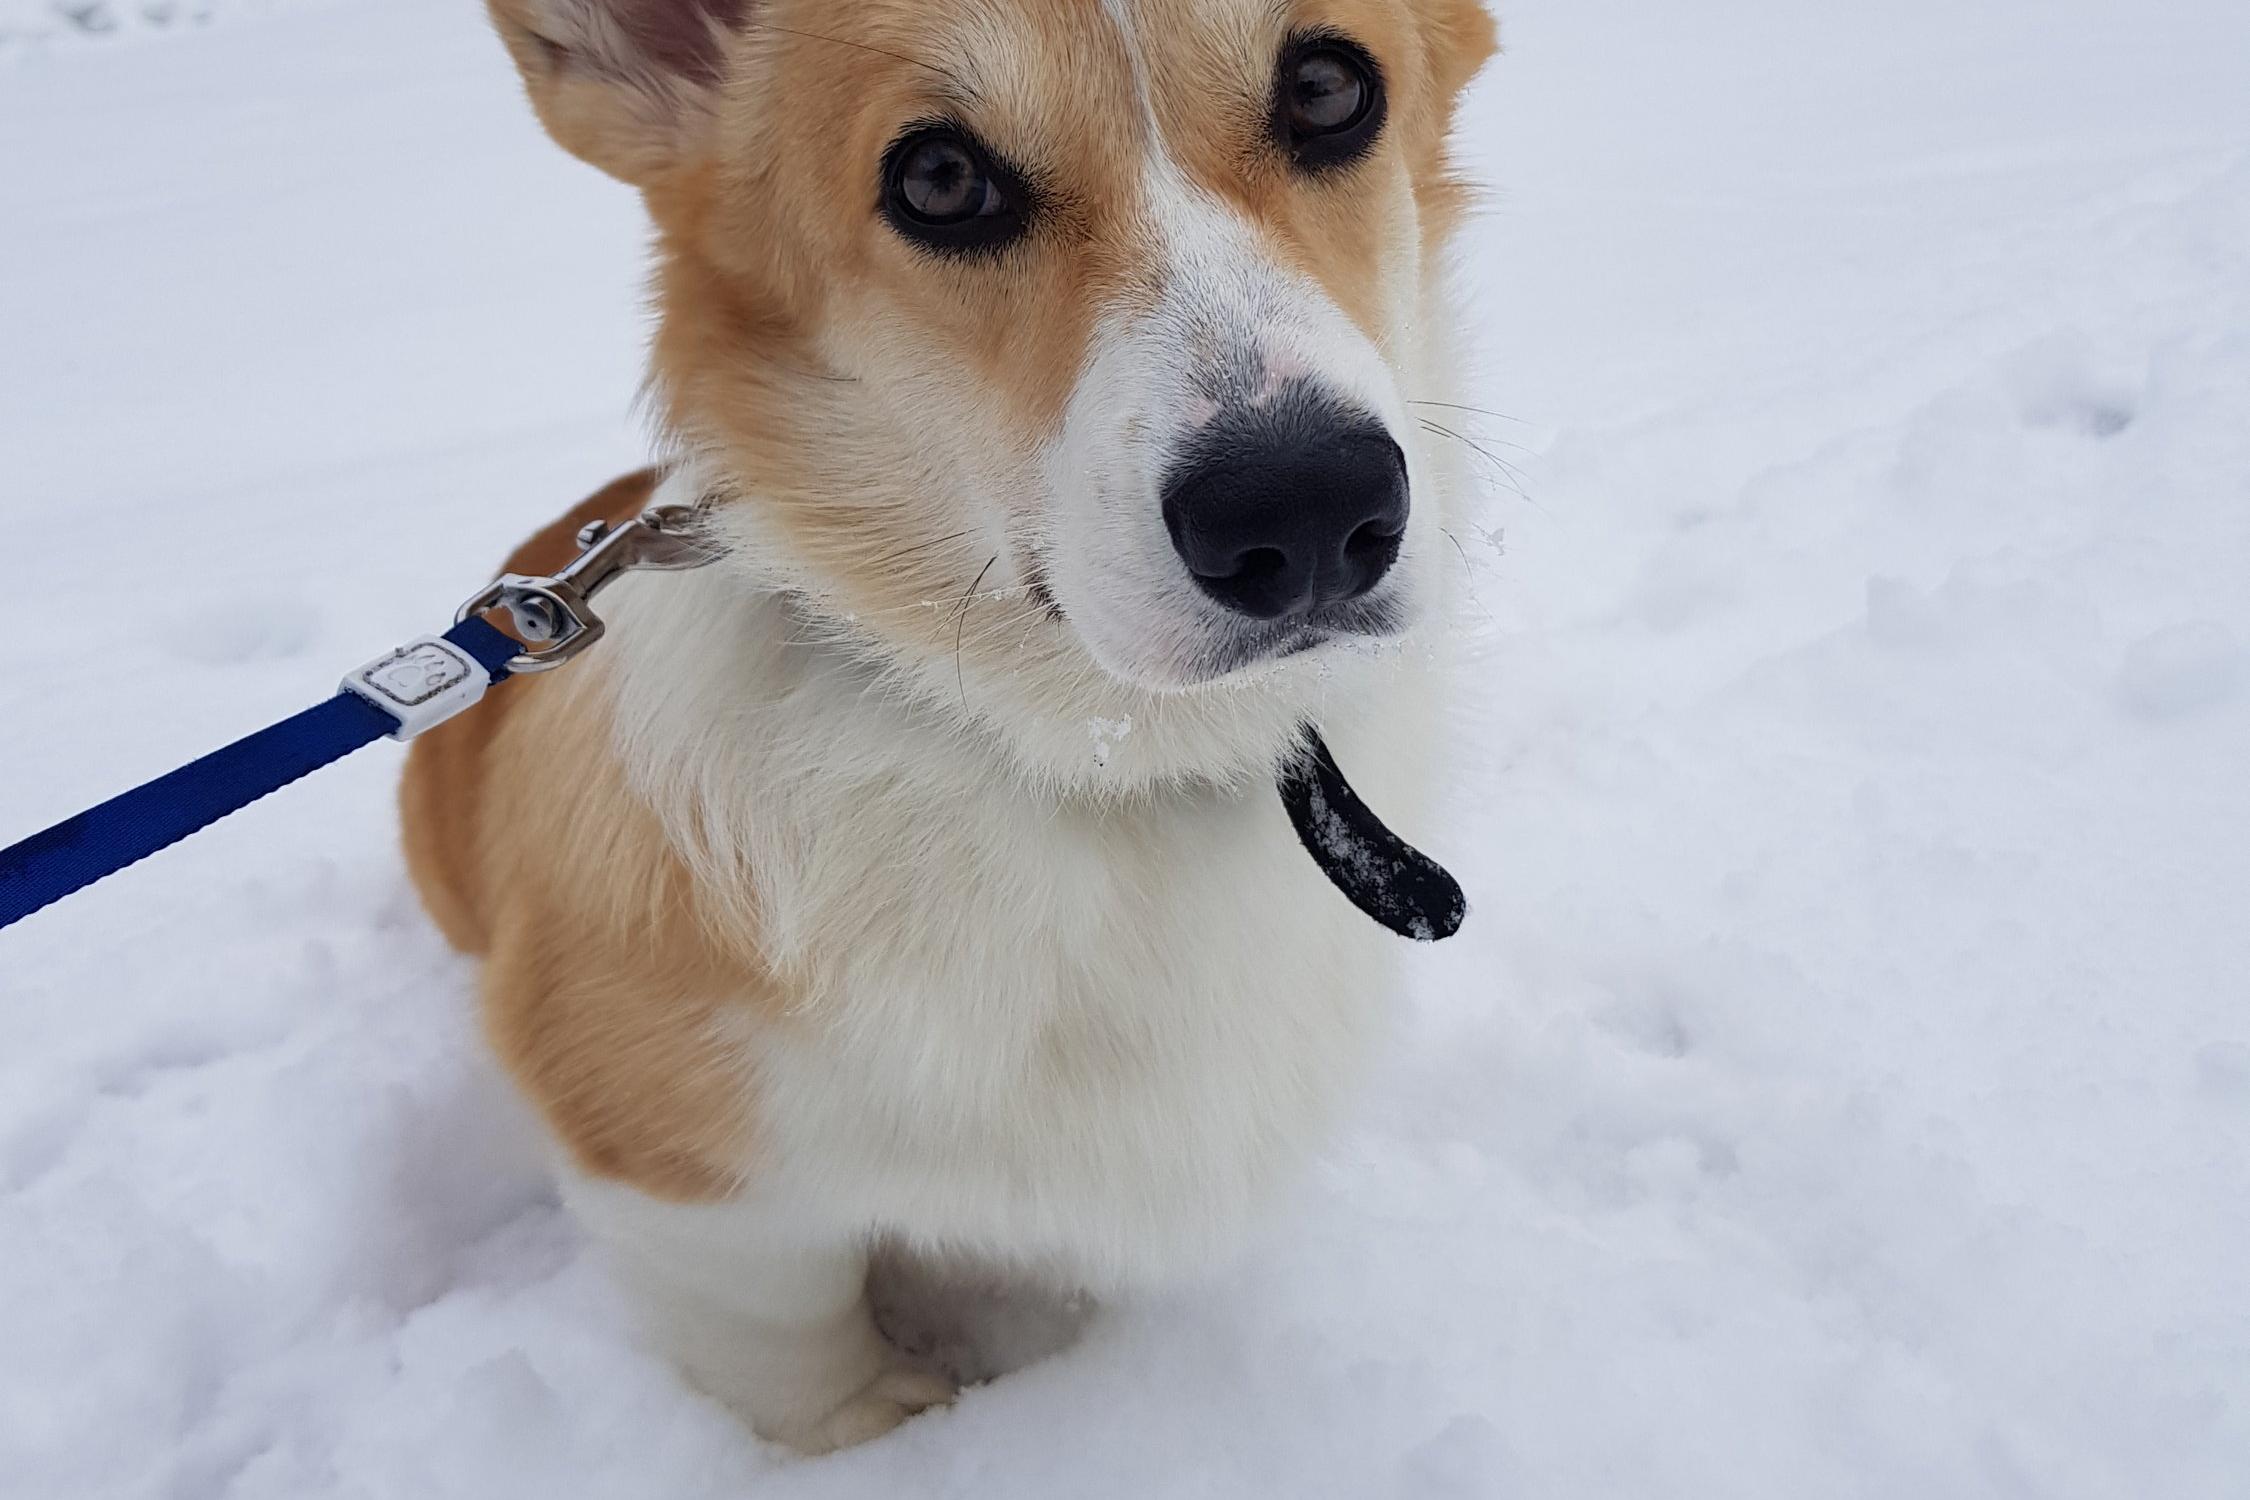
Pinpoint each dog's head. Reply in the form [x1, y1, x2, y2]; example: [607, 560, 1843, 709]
[491, 0, 1494, 784]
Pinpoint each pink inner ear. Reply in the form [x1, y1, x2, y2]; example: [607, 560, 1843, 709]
[615, 0, 756, 85]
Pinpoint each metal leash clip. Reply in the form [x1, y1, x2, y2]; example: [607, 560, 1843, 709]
[454, 502, 717, 674]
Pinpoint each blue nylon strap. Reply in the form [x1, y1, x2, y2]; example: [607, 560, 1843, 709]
[0, 617, 519, 933]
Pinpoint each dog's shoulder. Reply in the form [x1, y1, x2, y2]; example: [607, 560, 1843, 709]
[400, 465, 766, 1202]
[397, 466, 664, 953]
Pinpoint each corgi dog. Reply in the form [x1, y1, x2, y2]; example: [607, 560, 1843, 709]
[402, 0, 1494, 1454]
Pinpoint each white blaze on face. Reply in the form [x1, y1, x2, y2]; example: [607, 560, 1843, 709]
[1041, 1, 1422, 692]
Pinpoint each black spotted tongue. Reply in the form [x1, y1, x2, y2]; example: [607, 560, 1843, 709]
[1277, 729, 1467, 942]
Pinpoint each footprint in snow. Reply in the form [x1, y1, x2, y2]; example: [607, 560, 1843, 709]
[2002, 333, 2143, 439]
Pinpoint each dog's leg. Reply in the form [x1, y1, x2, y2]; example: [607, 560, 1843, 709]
[868, 1241, 1096, 1386]
[564, 1174, 955, 1453]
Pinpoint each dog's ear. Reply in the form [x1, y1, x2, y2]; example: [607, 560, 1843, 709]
[1416, 0, 1497, 102]
[486, 0, 753, 185]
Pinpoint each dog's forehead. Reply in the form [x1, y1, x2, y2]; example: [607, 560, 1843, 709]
[686, 0, 1428, 437]
[738, 0, 1430, 204]
[821, 0, 1276, 67]
[751, 0, 1287, 129]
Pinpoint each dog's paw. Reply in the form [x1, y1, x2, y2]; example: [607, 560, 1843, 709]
[796, 1366, 957, 1454]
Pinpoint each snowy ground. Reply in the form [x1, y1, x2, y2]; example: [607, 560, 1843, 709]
[5, 1, 2249, 1495]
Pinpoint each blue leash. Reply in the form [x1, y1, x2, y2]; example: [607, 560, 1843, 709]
[0, 500, 714, 935]
[0, 497, 1472, 945]
[0, 618, 520, 932]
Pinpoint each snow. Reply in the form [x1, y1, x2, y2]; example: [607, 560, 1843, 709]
[2, 1, 246, 48]
[4, 0, 2248, 1494]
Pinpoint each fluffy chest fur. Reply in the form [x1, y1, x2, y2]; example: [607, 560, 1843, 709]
[597, 542, 1428, 1286]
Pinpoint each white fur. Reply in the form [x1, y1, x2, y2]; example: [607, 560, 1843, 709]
[550, 0, 1478, 1449]
[574, 450, 1453, 1440]
[565, 1171, 956, 1452]
[1047, 10, 1435, 692]
[603, 545, 1417, 1281]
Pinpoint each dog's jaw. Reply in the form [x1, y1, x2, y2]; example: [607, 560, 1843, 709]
[638, 462, 1394, 796]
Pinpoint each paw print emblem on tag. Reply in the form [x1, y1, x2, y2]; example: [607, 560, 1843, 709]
[364, 643, 473, 707]
[340, 636, 490, 740]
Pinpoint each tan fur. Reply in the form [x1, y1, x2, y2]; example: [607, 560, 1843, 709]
[402, 468, 760, 1202]
[413, 0, 1496, 1225]
[639, 0, 1495, 649]
[400, 467, 657, 952]
[473, 717, 761, 1203]
[484, 0, 744, 185]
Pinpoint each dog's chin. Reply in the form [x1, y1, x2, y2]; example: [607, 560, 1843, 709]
[1072, 591, 1415, 697]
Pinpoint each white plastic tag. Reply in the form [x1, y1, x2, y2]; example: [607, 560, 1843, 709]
[340, 636, 489, 740]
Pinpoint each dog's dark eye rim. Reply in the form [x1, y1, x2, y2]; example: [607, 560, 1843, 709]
[1275, 32, 1387, 172]
[879, 123, 1034, 256]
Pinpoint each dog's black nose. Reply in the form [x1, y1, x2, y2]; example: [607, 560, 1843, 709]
[1162, 406, 1408, 621]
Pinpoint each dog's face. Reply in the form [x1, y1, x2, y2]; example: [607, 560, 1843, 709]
[492, 0, 1493, 763]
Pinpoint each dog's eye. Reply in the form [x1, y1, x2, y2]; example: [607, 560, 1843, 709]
[881, 127, 1030, 256]
[1275, 37, 1385, 172]
[1290, 50, 1368, 132]
[896, 136, 992, 222]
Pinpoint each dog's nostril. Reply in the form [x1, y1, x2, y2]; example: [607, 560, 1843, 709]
[1221, 547, 1291, 587]
[1344, 519, 1402, 563]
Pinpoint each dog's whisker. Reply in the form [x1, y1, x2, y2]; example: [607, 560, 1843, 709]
[952, 556, 999, 715]
[1437, 525, 1498, 624]
[776, 363, 860, 385]
[779, 582, 1042, 632]
[1407, 398, 1539, 440]
[1417, 418, 1509, 484]
[855, 583, 1039, 620]
[1009, 607, 1052, 654]
[867, 529, 975, 571]
[987, 601, 1060, 650]
[1417, 418, 1552, 519]
[1417, 418, 1531, 484]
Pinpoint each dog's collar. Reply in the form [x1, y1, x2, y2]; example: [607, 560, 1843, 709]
[1278, 729, 1466, 942]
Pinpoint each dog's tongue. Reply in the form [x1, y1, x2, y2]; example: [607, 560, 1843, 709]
[1277, 729, 1467, 943]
